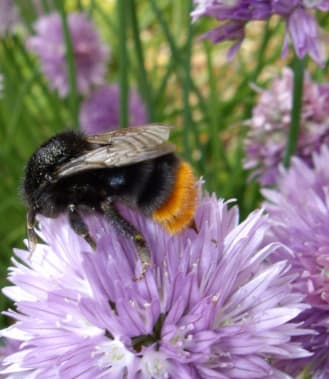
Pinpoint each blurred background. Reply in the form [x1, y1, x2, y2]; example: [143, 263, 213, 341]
[0, 0, 328, 327]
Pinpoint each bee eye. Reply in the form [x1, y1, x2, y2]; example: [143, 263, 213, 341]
[109, 175, 125, 188]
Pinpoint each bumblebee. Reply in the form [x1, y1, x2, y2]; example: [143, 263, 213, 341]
[22, 125, 197, 272]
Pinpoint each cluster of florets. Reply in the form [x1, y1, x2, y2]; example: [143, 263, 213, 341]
[192, 0, 329, 64]
[0, 0, 20, 36]
[26, 11, 148, 132]
[27, 12, 110, 97]
[2, 3, 329, 379]
[263, 146, 329, 377]
[0, 195, 311, 378]
[244, 68, 329, 185]
[80, 85, 147, 135]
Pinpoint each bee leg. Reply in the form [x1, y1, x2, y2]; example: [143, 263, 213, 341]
[68, 204, 96, 249]
[26, 209, 38, 252]
[101, 200, 150, 280]
[190, 219, 199, 233]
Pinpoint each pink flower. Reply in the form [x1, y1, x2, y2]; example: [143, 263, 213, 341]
[192, 0, 329, 64]
[0, 0, 20, 36]
[27, 12, 109, 97]
[80, 85, 147, 135]
[1, 193, 310, 378]
[263, 147, 329, 377]
[244, 68, 329, 185]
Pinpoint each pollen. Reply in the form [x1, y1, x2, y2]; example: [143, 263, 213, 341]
[152, 161, 197, 233]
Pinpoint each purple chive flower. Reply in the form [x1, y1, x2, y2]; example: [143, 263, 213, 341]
[263, 147, 329, 377]
[0, 0, 20, 36]
[0, 192, 310, 378]
[244, 67, 329, 186]
[27, 12, 109, 97]
[0, 339, 21, 378]
[191, 0, 329, 64]
[80, 84, 148, 135]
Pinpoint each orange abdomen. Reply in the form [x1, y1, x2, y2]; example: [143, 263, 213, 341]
[152, 161, 197, 233]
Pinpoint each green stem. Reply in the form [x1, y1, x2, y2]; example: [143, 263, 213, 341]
[94, 2, 118, 35]
[283, 56, 305, 167]
[181, 0, 193, 159]
[41, 0, 50, 12]
[87, 0, 96, 17]
[149, 0, 208, 118]
[129, 0, 154, 121]
[76, 0, 83, 11]
[18, 0, 36, 31]
[250, 21, 272, 82]
[154, 59, 175, 105]
[57, 1, 79, 129]
[204, 41, 229, 170]
[117, 0, 129, 128]
[12, 36, 65, 127]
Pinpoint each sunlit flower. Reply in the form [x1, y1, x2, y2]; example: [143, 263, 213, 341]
[0, 338, 20, 378]
[191, 0, 329, 64]
[244, 67, 329, 185]
[79, 84, 148, 135]
[263, 147, 329, 377]
[0, 0, 20, 36]
[27, 12, 109, 97]
[0, 191, 311, 378]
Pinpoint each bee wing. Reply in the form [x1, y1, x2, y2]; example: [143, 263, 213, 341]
[57, 125, 176, 177]
[87, 124, 173, 145]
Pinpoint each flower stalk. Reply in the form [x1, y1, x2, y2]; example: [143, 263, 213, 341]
[283, 56, 305, 167]
[57, 1, 79, 129]
[117, 0, 129, 128]
[129, 0, 154, 121]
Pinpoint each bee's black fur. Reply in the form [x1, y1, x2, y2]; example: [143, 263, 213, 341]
[22, 130, 179, 255]
[23, 131, 178, 216]
[23, 131, 91, 206]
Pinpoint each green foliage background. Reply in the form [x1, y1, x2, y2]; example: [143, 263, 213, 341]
[0, 0, 328, 327]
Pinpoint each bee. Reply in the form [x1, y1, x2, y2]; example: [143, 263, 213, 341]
[22, 125, 197, 274]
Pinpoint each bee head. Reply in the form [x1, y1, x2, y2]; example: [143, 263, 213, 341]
[22, 131, 89, 207]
